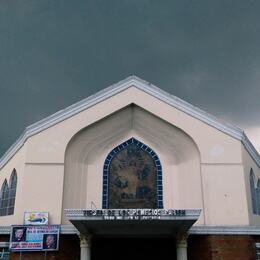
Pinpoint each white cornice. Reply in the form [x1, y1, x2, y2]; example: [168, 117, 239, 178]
[0, 242, 9, 247]
[0, 75, 259, 169]
[60, 225, 78, 234]
[189, 225, 260, 235]
[2, 225, 260, 235]
[0, 226, 10, 234]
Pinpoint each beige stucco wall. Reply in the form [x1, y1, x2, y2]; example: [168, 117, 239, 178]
[0, 85, 257, 227]
[21, 164, 64, 224]
[201, 164, 249, 225]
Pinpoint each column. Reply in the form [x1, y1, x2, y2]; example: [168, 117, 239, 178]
[79, 233, 92, 260]
[176, 232, 188, 260]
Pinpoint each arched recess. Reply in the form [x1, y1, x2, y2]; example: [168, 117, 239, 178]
[0, 180, 9, 216]
[102, 137, 163, 209]
[7, 169, 17, 215]
[62, 105, 202, 223]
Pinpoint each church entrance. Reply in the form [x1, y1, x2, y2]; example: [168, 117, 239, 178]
[92, 237, 176, 260]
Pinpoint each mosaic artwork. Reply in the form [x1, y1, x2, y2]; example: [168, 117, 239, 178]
[108, 143, 157, 209]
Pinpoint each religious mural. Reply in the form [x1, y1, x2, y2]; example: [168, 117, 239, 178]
[108, 143, 157, 209]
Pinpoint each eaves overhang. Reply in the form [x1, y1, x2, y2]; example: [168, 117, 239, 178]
[0, 75, 259, 169]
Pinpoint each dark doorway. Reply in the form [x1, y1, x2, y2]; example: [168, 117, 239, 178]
[92, 237, 176, 260]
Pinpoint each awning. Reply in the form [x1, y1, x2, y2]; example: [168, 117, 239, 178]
[65, 209, 201, 237]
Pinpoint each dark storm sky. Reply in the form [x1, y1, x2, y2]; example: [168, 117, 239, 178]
[0, 0, 260, 156]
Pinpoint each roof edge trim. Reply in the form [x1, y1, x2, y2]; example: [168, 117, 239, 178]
[0, 75, 259, 169]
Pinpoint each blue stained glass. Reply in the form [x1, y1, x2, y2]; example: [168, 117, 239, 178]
[102, 138, 163, 209]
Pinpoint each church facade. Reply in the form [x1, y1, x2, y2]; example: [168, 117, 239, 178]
[0, 76, 260, 260]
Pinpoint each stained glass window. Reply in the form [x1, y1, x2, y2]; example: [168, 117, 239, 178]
[7, 169, 17, 215]
[0, 169, 17, 217]
[103, 138, 163, 209]
[0, 180, 9, 216]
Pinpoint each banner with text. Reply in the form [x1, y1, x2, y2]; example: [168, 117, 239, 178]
[10, 225, 60, 252]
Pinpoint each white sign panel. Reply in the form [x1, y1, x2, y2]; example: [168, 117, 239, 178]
[24, 212, 48, 225]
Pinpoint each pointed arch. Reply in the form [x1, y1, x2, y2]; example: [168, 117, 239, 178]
[250, 168, 258, 214]
[257, 178, 260, 215]
[0, 179, 9, 216]
[7, 169, 17, 215]
[102, 138, 163, 209]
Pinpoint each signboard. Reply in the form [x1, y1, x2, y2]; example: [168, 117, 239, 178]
[24, 212, 48, 225]
[10, 225, 59, 252]
[81, 209, 186, 220]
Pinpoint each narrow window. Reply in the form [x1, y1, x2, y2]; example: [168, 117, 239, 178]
[257, 179, 260, 215]
[0, 180, 9, 216]
[250, 169, 258, 214]
[0, 242, 10, 260]
[256, 243, 260, 260]
[7, 169, 17, 215]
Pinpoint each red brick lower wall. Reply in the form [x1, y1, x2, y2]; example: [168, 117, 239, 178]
[0, 234, 258, 260]
[188, 235, 212, 260]
[188, 235, 256, 260]
[0, 235, 9, 242]
[9, 235, 80, 260]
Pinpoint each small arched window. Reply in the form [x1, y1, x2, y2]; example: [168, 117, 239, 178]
[7, 169, 17, 215]
[250, 169, 258, 215]
[0, 180, 9, 216]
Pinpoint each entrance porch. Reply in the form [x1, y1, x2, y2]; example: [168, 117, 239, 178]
[65, 209, 201, 260]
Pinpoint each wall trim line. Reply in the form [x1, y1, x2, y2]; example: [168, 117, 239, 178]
[2, 225, 260, 235]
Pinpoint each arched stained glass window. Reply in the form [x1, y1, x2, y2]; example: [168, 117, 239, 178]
[7, 169, 17, 215]
[257, 179, 260, 215]
[103, 138, 163, 209]
[0, 180, 9, 216]
[250, 169, 258, 215]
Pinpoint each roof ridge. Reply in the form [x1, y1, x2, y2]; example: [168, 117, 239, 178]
[0, 75, 259, 169]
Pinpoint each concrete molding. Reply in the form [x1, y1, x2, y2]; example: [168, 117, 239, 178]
[60, 225, 78, 235]
[189, 225, 260, 235]
[0, 226, 10, 234]
[2, 225, 260, 235]
[0, 75, 259, 169]
[0, 242, 9, 247]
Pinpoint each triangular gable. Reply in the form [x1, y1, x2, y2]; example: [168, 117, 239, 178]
[0, 75, 259, 168]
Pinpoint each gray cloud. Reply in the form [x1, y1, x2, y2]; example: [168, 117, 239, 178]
[0, 0, 260, 156]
